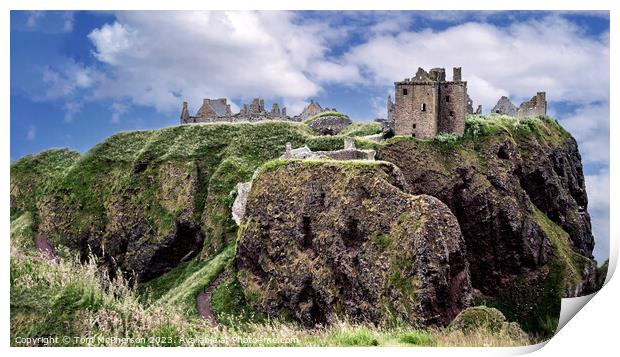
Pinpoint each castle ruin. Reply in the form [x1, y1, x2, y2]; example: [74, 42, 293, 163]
[181, 98, 338, 124]
[181, 97, 289, 124]
[491, 92, 547, 120]
[387, 67, 468, 138]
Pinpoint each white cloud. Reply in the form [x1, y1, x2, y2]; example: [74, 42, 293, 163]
[42, 60, 102, 100]
[559, 102, 609, 165]
[63, 101, 82, 123]
[88, 22, 136, 66]
[26, 125, 36, 141]
[110, 102, 129, 123]
[307, 61, 362, 84]
[24, 11, 75, 33]
[26, 11, 44, 28]
[86, 11, 349, 114]
[52, 12, 607, 121]
[586, 169, 610, 263]
[62, 11, 75, 32]
[341, 16, 609, 111]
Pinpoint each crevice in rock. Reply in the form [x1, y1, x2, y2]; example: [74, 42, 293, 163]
[300, 216, 313, 249]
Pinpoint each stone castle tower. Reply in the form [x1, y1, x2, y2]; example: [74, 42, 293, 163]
[388, 67, 467, 138]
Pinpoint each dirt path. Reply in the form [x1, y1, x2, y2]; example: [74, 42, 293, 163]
[35, 233, 57, 261]
[196, 270, 229, 326]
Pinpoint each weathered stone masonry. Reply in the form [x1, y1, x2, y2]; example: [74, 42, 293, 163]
[388, 67, 467, 138]
[181, 98, 338, 124]
[181, 97, 287, 124]
[491, 92, 547, 120]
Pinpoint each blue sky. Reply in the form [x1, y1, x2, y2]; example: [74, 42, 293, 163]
[10, 10, 610, 262]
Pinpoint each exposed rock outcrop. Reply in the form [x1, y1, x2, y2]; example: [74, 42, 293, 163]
[235, 160, 472, 327]
[37, 160, 206, 282]
[307, 114, 352, 135]
[449, 306, 529, 341]
[232, 182, 252, 225]
[377, 117, 597, 333]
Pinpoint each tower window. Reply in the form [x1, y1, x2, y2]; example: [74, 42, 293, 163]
[403, 88, 408, 95]
[446, 95, 450, 102]
[420, 103, 426, 112]
[449, 111, 455, 117]
[413, 124, 416, 129]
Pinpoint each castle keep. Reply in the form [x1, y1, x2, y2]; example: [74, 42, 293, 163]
[388, 67, 467, 138]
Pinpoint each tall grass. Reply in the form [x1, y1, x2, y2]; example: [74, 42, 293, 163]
[10, 232, 532, 347]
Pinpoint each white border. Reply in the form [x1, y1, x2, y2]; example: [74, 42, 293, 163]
[2, 1, 617, 356]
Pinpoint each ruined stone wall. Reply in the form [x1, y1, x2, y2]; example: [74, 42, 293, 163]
[195, 99, 218, 120]
[317, 149, 376, 161]
[182, 97, 293, 124]
[438, 82, 467, 136]
[516, 92, 547, 119]
[491, 92, 547, 120]
[491, 97, 517, 116]
[180, 102, 191, 124]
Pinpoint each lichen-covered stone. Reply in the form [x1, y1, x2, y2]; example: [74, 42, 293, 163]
[232, 181, 252, 225]
[449, 306, 528, 340]
[235, 160, 472, 327]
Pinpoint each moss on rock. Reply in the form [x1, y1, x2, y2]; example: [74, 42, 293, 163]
[236, 160, 471, 327]
[449, 306, 528, 341]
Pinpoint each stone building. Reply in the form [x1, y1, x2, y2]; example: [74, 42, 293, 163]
[295, 100, 337, 121]
[181, 97, 289, 124]
[388, 67, 468, 139]
[491, 92, 547, 120]
[180, 97, 341, 124]
[181, 98, 233, 124]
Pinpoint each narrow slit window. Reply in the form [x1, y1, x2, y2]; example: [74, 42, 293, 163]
[446, 95, 450, 102]
[413, 124, 416, 129]
[403, 88, 408, 95]
[420, 103, 426, 112]
[450, 111, 455, 117]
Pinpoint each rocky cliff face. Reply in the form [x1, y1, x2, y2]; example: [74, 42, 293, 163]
[18, 122, 349, 282]
[235, 160, 472, 327]
[376, 117, 597, 333]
